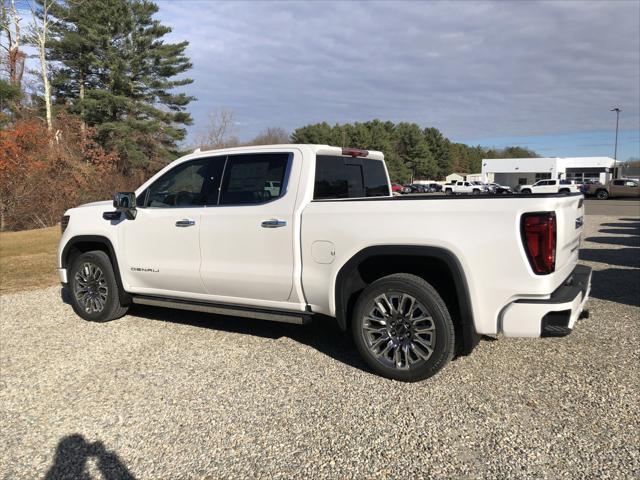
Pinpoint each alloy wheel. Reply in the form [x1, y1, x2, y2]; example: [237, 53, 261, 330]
[362, 292, 436, 370]
[74, 262, 109, 313]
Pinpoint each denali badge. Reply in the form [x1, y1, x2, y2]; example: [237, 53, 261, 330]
[575, 216, 584, 229]
[131, 267, 159, 273]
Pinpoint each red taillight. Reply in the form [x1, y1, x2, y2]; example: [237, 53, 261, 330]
[342, 147, 369, 157]
[521, 212, 556, 275]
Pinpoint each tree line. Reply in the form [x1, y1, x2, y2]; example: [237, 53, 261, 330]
[292, 121, 537, 183]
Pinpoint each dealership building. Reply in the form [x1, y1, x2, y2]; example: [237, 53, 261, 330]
[481, 157, 616, 187]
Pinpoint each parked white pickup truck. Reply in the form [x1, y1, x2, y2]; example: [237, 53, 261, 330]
[519, 179, 580, 195]
[58, 145, 591, 382]
[443, 181, 485, 195]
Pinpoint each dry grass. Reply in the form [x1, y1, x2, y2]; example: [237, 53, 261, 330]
[0, 226, 60, 294]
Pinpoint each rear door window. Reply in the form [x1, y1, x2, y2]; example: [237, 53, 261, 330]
[218, 153, 290, 205]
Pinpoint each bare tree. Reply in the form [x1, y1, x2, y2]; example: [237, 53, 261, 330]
[195, 109, 240, 149]
[249, 127, 290, 146]
[1, 0, 25, 88]
[26, 0, 53, 131]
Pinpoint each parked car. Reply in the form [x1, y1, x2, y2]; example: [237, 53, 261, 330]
[579, 179, 599, 194]
[424, 183, 443, 193]
[58, 144, 591, 382]
[443, 181, 484, 195]
[518, 179, 580, 195]
[487, 183, 512, 195]
[391, 184, 409, 194]
[406, 184, 429, 193]
[471, 181, 490, 193]
[586, 178, 640, 199]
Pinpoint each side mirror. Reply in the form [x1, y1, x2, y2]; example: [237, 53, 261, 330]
[113, 192, 137, 219]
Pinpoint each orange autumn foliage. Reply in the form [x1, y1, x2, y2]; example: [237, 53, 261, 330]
[1, 115, 141, 231]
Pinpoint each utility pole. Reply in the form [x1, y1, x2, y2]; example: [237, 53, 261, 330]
[611, 107, 621, 178]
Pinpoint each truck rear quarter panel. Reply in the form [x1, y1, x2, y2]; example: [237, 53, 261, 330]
[301, 195, 583, 335]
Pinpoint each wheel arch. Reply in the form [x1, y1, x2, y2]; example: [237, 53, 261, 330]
[61, 235, 131, 304]
[334, 245, 479, 355]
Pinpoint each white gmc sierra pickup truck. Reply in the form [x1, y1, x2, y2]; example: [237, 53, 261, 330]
[518, 179, 581, 195]
[58, 144, 592, 381]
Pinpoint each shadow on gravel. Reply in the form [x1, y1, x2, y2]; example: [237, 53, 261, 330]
[590, 268, 640, 307]
[601, 222, 640, 229]
[59, 286, 487, 373]
[585, 236, 640, 248]
[581, 227, 640, 306]
[580, 248, 640, 268]
[129, 303, 372, 372]
[599, 228, 640, 236]
[45, 434, 135, 480]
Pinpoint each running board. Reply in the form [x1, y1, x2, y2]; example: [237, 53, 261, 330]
[131, 295, 312, 325]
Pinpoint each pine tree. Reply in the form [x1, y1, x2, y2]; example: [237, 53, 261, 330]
[424, 127, 451, 179]
[46, 0, 194, 172]
[395, 123, 436, 181]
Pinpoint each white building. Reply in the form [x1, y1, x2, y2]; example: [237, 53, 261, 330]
[481, 157, 616, 187]
[445, 173, 465, 183]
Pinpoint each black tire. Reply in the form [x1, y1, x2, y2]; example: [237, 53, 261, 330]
[351, 273, 455, 382]
[445, 188, 453, 195]
[472, 189, 480, 195]
[596, 189, 609, 200]
[521, 189, 531, 194]
[68, 250, 129, 322]
[559, 188, 570, 194]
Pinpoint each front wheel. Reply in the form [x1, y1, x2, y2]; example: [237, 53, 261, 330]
[69, 250, 129, 322]
[521, 189, 531, 194]
[351, 273, 455, 382]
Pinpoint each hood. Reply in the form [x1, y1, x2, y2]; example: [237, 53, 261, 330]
[76, 200, 112, 209]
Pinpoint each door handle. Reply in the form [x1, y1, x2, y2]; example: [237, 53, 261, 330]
[261, 219, 287, 228]
[175, 219, 196, 227]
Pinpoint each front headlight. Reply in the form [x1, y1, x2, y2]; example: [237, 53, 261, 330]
[61, 215, 70, 234]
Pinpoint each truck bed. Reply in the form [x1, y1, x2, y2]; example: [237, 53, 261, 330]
[301, 193, 585, 336]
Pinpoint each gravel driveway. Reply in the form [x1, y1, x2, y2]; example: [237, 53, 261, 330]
[1, 215, 639, 479]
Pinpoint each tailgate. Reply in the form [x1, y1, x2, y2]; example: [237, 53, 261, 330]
[553, 195, 585, 272]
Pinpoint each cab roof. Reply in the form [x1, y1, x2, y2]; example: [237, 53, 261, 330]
[190, 144, 385, 161]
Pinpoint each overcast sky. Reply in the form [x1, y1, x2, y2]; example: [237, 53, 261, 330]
[16, 0, 639, 159]
[153, 0, 639, 159]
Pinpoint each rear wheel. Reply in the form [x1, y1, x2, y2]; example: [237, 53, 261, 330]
[559, 188, 570, 194]
[472, 189, 480, 195]
[351, 273, 455, 382]
[69, 250, 129, 322]
[596, 189, 609, 200]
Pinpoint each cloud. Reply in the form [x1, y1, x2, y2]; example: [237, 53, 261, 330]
[158, 1, 640, 142]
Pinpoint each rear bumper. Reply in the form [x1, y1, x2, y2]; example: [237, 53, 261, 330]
[501, 265, 592, 338]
